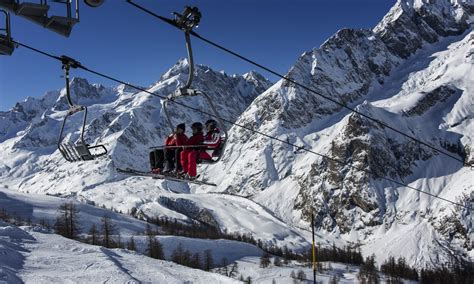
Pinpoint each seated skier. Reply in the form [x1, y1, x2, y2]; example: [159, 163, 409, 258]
[202, 119, 222, 157]
[150, 123, 187, 174]
[180, 119, 222, 179]
[180, 122, 204, 179]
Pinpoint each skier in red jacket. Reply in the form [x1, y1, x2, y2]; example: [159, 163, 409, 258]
[150, 123, 188, 174]
[180, 122, 204, 178]
[180, 120, 222, 179]
[202, 119, 222, 157]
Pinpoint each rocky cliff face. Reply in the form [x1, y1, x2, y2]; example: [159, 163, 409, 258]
[0, 0, 472, 269]
[203, 0, 473, 267]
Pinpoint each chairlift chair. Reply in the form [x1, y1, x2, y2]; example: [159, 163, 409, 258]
[0, 9, 14, 55]
[118, 6, 227, 186]
[57, 55, 107, 162]
[0, 0, 104, 37]
[162, 6, 228, 164]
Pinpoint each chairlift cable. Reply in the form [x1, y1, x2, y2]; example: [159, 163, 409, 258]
[10, 40, 470, 210]
[126, 0, 467, 166]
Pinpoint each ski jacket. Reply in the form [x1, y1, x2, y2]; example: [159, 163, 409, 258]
[165, 135, 174, 146]
[174, 133, 188, 146]
[186, 132, 204, 148]
[203, 128, 222, 156]
[165, 133, 188, 147]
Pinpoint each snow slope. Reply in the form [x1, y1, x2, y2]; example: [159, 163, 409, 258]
[0, 187, 272, 266]
[0, 0, 473, 271]
[0, 221, 238, 283]
[202, 0, 474, 268]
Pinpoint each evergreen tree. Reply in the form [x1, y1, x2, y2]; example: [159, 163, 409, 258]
[273, 256, 282, 266]
[358, 254, 379, 284]
[296, 269, 306, 281]
[260, 252, 271, 268]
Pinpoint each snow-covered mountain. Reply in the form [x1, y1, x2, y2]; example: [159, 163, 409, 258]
[205, 0, 474, 268]
[0, 59, 271, 183]
[1, 0, 473, 270]
[0, 61, 311, 251]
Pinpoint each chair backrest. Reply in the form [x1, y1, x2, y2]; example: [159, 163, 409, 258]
[59, 142, 107, 162]
[75, 144, 94, 161]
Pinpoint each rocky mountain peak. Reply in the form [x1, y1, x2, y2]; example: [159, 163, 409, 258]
[374, 0, 471, 58]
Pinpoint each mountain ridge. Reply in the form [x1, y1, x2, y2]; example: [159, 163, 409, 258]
[0, 0, 473, 269]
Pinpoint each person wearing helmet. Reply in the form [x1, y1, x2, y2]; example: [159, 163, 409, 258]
[180, 122, 204, 178]
[180, 120, 222, 179]
[150, 123, 187, 174]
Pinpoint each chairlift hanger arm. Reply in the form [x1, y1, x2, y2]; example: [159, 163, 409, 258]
[126, 0, 200, 33]
[60, 55, 81, 107]
[60, 55, 81, 68]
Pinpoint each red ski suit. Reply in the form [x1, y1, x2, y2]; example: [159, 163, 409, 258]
[165, 133, 188, 147]
[180, 128, 221, 177]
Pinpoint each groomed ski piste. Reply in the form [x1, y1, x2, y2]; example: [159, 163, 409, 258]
[1, 0, 474, 283]
[0, 187, 375, 283]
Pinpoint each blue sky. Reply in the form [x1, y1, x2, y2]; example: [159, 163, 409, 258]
[0, 0, 395, 110]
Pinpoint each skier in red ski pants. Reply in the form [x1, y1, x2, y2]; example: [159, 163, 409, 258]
[181, 120, 222, 179]
[180, 122, 205, 178]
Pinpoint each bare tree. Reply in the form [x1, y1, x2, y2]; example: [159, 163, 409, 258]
[147, 235, 164, 259]
[54, 202, 81, 239]
[100, 214, 117, 248]
[203, 249, 214, 271]
[220, 257, 229, 276]
[127, 236, 136, 251]
[89, 223, 98, 245]
[227, 262, 239, 278]
[190, 252, 201, 269]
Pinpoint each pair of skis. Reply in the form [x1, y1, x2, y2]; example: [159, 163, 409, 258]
[116, 168, 217, 186]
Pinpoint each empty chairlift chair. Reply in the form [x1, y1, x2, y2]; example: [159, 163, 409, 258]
[57, 55, 107, 162]
[0, 9, 14, 55]
[0, 0, 80, 37]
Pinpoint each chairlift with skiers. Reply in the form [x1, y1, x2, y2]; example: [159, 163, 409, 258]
[117, 6, 227, 186]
